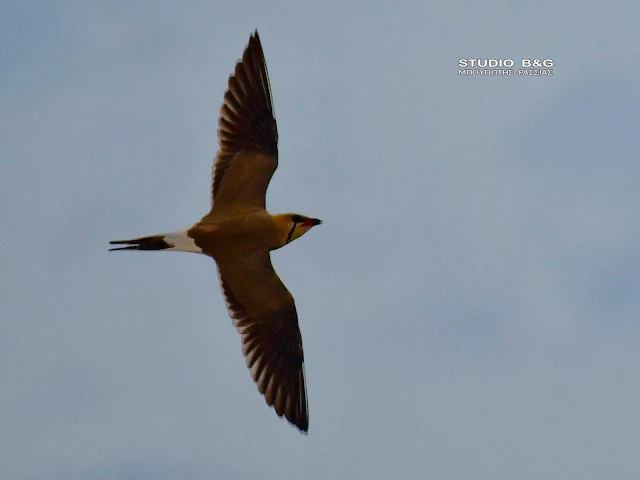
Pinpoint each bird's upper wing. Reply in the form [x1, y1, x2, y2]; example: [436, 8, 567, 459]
[216, 252, 308, 433]
[211, 31, 279, 210]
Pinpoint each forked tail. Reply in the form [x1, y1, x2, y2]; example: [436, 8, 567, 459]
[109, 230, 202, 253]
[109, 234, 171, 251]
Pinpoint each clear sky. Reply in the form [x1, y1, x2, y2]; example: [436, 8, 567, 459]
[1, 1, 639, 479]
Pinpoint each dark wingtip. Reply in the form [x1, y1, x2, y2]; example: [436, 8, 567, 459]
[286, 416, 308, 435]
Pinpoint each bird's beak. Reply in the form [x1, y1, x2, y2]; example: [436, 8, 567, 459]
[302, 218, 322, 227]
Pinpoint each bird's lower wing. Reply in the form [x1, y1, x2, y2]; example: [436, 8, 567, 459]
[216, 252, 308, 433]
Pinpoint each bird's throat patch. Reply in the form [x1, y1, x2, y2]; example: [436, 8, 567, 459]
[285, 224, 297, 244]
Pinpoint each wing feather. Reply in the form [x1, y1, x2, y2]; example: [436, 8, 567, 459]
[210, 31, 278, 210]
[216, 253, 309, 433]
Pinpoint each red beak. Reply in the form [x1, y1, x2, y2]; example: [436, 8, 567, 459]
[302, 218, 322, 227]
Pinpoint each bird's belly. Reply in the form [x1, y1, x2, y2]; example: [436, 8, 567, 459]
[191, 214, 274, 260]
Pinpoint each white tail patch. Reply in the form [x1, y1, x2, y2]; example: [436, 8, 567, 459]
[164, 230, 202, 254]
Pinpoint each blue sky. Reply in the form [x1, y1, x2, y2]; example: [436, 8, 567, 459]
[1, 1, 639, 479]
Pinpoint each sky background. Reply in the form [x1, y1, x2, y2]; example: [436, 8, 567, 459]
[1, 1, 639, 479]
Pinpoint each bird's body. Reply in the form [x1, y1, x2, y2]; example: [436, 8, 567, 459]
[110, 31, 320, 434]
[195, 208, 277, 259]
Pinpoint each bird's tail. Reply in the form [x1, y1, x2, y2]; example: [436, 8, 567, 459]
[109, 234, 171, 251]
[109, 230, 202, 253]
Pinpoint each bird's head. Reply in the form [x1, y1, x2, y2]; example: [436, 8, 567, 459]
[273, 213, 322, 249]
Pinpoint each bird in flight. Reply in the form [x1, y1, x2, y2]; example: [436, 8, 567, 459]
[110, 31, 321, 434]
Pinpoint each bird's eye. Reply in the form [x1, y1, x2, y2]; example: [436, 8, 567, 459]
[291, 214, 303, 223]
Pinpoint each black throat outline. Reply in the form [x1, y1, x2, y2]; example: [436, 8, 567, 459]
[285, 223, 297, 244]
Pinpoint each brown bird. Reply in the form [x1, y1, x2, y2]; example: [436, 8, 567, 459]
[110, 31, 321, 434]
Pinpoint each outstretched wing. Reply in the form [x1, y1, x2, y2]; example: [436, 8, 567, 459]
[211, 31, 279, 210]
[216, 252, 308, 433]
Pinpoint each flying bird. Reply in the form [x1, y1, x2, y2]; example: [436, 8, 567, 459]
[109, 31, 321, 434]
